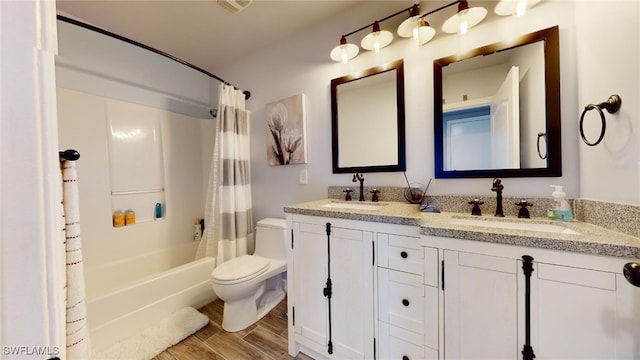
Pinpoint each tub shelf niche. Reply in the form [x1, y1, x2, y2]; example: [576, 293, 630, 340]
[111, 189, 165, 225]
[107, 101, 166, 225]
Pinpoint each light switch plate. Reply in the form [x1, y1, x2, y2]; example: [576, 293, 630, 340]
[299, 169, 308, 185]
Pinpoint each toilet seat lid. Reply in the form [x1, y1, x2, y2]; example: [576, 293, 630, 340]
[212, 255, 269, 283]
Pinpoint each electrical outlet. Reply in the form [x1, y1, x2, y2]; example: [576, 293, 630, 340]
[299, 169, 308, 185]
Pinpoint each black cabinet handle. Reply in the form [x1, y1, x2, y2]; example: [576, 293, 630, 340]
[400, 251, 408, 259]
[402, 356, 410, 360]
[624, 262, 640, 287]
[402, 298, 410, 306]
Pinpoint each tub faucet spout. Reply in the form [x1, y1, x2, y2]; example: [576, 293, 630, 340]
[491, 178, 505, 217]
[352, 173, 365, 201]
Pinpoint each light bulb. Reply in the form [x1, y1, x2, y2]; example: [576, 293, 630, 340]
[340, 46, 349, 63]
[373, 33, 381, 53]
[458, 10, 469, 35]
[516, 0, 527, 16]
[412, 22, 420, 40]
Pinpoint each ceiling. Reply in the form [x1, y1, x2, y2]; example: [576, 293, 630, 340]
[56, 0, 365, 76]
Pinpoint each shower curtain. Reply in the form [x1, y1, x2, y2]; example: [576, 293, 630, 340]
[197, 83, 254, 265]
[61, 159, 90, 359]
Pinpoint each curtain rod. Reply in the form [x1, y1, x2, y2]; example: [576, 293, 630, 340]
[56, 15, 250, 100]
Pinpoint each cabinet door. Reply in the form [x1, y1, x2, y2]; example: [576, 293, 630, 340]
[532, 262, 640, 359]
[293, 221, 374, 359]
[443, 250, 519, 359]
[293, 222, 328, 352]
[330, 226, 374, 359]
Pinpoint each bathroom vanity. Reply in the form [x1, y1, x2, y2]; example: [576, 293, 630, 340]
[285, 199, 640, 360]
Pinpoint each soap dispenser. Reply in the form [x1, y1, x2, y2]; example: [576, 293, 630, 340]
[547, 185, 573, 222]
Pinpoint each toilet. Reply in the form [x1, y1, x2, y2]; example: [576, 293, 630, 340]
[211, 218, 287, 332]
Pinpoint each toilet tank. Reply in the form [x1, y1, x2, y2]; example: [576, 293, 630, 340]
[253, 218, 287, 260]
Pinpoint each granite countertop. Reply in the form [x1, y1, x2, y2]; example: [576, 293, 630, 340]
[284, 198, 423, 226]
[284, 199, 640, 259]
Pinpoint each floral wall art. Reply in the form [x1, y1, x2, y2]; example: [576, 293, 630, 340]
[266, 94, 307, 165]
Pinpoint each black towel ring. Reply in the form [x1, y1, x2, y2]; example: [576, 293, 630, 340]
[536, 132, 547, 160]
[579, 94, 622, 146]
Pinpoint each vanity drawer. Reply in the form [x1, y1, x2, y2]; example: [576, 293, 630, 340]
[378, 268, 425, 334]
[378, 233, 424, 276]
[379, 322, 438, 360]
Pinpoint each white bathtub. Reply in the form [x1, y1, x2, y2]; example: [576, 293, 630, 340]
[85, 243, 216, 353]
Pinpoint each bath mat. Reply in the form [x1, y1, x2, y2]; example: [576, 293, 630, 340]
[92, 307, 209, 360]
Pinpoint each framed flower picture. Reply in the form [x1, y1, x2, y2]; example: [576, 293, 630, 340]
[266, 94, 308, 165]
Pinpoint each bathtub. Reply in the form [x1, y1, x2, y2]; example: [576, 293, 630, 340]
[85, 243, 216, 353]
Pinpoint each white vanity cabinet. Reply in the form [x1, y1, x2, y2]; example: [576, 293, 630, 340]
[285, 202, 640, 360]
[434, 236, 640, 360]
[377, 232, 439, 360]
[287, 215, 376, 359]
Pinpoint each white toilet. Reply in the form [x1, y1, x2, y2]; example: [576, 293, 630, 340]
[211, 218, 287, 332]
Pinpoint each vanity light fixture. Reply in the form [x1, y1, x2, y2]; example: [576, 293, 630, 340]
[398, 5, 436, 45]
[361, 21, 393, 53]
[415, 18, 436, 45]
[441, 0, 487, 35]
[397, 4, 421, 39]
[330, 1, 488, 63]
[494, 0, 542, 17]
[330, 36, 359, 63]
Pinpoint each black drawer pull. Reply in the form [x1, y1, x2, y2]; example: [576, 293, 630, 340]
[402, 356, 410, 360]
[402, 298, 410, 306]
[400, 251, 408, 259]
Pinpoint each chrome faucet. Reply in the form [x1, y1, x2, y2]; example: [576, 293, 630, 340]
[352, 173, 365, 201]
[491, 178, 505, 217]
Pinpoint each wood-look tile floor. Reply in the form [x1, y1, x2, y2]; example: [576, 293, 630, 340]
[152, 298, 314, 360]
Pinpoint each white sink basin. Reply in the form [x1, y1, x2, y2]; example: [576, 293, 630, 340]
[449, 218, 581, 235]
[322, 202, 385, 211]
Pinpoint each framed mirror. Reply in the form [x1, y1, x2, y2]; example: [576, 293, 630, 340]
[331, 59, 405, 173]
[434, 26, 560, 178]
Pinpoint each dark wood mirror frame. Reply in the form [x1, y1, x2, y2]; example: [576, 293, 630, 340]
[331, 59, 406, 173]
[433, 25, 561, 178]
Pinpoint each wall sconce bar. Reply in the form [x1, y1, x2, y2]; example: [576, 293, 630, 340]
[331, 0, 541, 63]
[330, 1, 481, 63]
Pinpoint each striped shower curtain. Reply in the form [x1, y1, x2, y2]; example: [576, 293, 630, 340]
[61, 159, 91, 358]
[197, 83, 254, 265]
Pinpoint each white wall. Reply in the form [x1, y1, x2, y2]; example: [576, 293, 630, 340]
[575, 1, 640, 204]
[218, 0, 594, 222]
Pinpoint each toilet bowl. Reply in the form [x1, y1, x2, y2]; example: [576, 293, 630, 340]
[211, 218, 287, 332]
